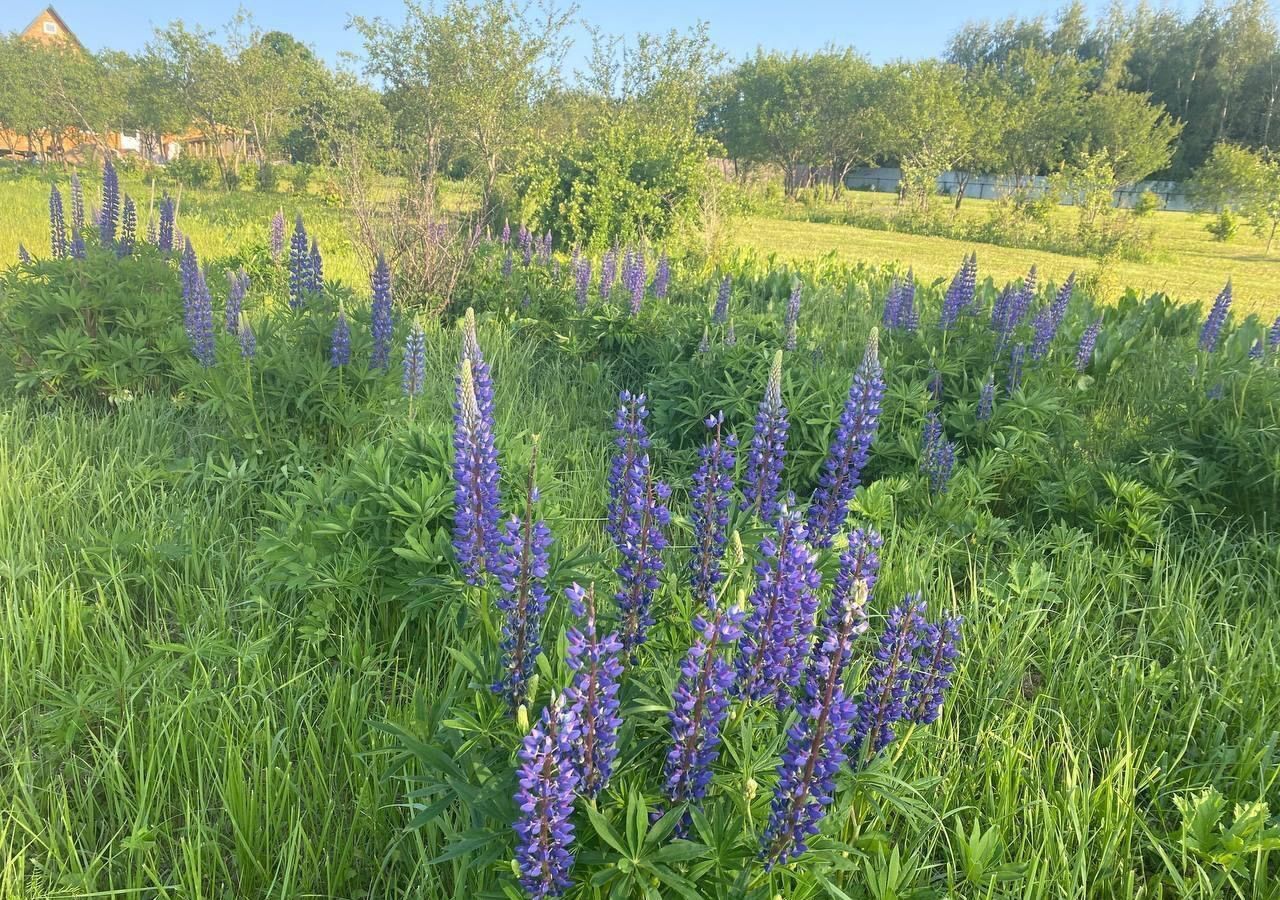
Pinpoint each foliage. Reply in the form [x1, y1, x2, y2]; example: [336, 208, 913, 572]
[1191, 143, 1280, 252]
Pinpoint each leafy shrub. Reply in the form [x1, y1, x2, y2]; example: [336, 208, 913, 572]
[165, 155, 218, 189]
[289, 162, 312, 195]
[1206, 209, 1239, 242]
[255, 161, 280, 193]
[1132, 189, 1162, 216]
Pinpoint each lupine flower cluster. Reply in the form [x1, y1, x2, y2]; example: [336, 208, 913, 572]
[910, 614, 962, 724]
[225, 269, 249, 334]
[513, 697, 579, 899]
[1029, 274, 1074, 361]
[370, 253, 394, 371]
[238, 315, 256, 359]
[665, 599, 744, 815]
[573, 255, 591, 311]
[158, 195, 175, 253]
[882, 271, 919, 332]
[270, 210, 285, 260]
[713, 275, 731, 325]
[920, 410, 956, 493]
[784, 283, 802, 350]
[622, 249, 647, 315]
[539, 231, 553, 265]
[1075, 319, 1102, 372]
[563, 583, 623, 798]
[608, 393, 671, 654]
[744, 352, 790, 521]
[453, 349, 503, 584]
[501, 221, 511, 245]
[492, 454, 553, 711]
[736, 507, 822, 706]
[939, 253, 978, 329]
[1250, 339, 1264, 360]
[309, 239, 325, 292]
[851, 597, 925, 756]
[503, 247, 514, 278]
[181, 244, 215, 367]
[99, 158, 119, 247]
[403, 321, 426, 398]
[652, 252, 670, 299]
[49, 186, 67, 259]
[519, 225, 534, 267]
[1269, 314, 1280, 353]
[331, 309, 352, 367]
[1199, 281, 1232, 352]
[977, 372, 996, 421]
[690, 413, 737, 606]
[599, 246, 617, 299]
[1007, 342, 1026, 394]
[992, 267, 1037, 350]
[70, 173, 84, 234]
[808, 330, 884, 548]
[118, 196, 137, 257]
[288, 215, 310, 309]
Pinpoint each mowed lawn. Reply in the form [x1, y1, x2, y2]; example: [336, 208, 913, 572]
[737, 194, 1280, 318]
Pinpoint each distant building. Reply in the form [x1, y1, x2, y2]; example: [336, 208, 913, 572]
[21, 5, 82, 49]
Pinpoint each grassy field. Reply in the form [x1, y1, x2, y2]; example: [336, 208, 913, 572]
[2, 166, 1279, 898]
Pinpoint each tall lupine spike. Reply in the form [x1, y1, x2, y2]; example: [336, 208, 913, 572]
[1029, 274, 1075, 361]
[69, 230, 87, 260]
[1049, 273, 1075, 327]
[452, 358, 503, 585]
[238, 313, 256, 359]
[158, 194, 175, 252]
[898, 269, 918, 332]
[736, 507, 822, 707]
[269, 209, 285, 260]
[724, 319, 737, 347]
[370, 253, 394, 371]
[225, 269, 247, 334]
[910, 615, 962, 725]
[501, 220, 511, 245]
[851, 596, 926, 758]
[653, 252, 670, 299]
[925, 440, 956, 494]
[49, 185, 67, 259]
[70, 173, 84, 234]
[1075, 320, 1102, 372]
[690, 413, 737, 607]
[331, 308, 352, 368]
[1199, 281, 1232, 352]
[784, 282, 802, 350]
[574, 255, 591, 311]
[99, 157, 119, 247]
[1269, 314, 1280, 353]
[712, 275, 731, 325]
[599, 246, 618, 299]
[612, 451, 671, 656]
[744, 351, 790, 521]
[183, 262, 216, 367]
[808, 330, 884, 548]
[920, 410, 943, 471]
[460, 307, 496, 433]
[118, 196, 137, 257]
[402, 319, 426, 398]
[513, 696, 580, 900]
[664, 597, 745, 817]
[976, 372, 996, 421]
[520, 226, 534, 267]
[627, 250, 647, 315]
[564, 583, 624, 798]
[493, 444, 554, 711]
[881, 277, 901, 329]
[1006, 343, 1026, 394]
[606, 391, 650, 546]
[822, 530, 882, 640]
[309, 239, 324, 293]
[1009, 265, 1037, 328]
[288, 215, 310, 309]
[939, 254, 976, 329]
[761, 580, 867, 867]
[503, 247, 514, 279]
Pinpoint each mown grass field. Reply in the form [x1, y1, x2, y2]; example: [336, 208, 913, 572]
[2, 165, 1279, 899]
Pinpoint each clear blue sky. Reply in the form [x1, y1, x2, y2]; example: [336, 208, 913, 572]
[19, 0, 1119, 67]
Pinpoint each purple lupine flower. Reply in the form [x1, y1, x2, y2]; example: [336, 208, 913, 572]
[665, 599, 745, 813]
[851, 596, 926, 757]
[461, 307, 495, 432]
[503, 248, 514, 279]
[612, 456, 671, 656]
[238, 316, 256, 359]
[331, 309, 351, 367]
[925, 440, 956, 494]
[1029, 274, 1075, 362]
[1006, 343, 1025, 394]
[897, 269, 918, 332]
[744, 352, 790, 521]
[599, 246, 617, 300]
[1009, 266, 1037, 328]
[225, 269, 247, 334]
[761, 590, 865, 867]
[309, 239, 324, 293]
[117, 196, 136, 257]
[724, 320, 737, 347]
[784, 283, 802, 351]
[501, 220, 511, 245]
[70, 173, 84, 234]
[183, 258, 216, 367]
[653, 252, 671, 299]
[690, 413, 737, 606]
[574, 256, 591, 311]
[909, 615, 962, 725]
[976, 373, 995, 421]
[369, 254, 395, 370]
[882, 277, 901, 329]
[453, 358, 503, 584]
[939, 253, 977, 329]
[736, 507, 822, 707]
[1268, 314, 1280, 352]
[826, 529, 882, 628]
[288, 215, 310, 309]
[519, 225, 533, 267]
[1249, 339, 1264, 360]
[563, 583, 623, 798]
[920, 410, 943, 470]
[713, 275, 731, 325]
[1075, 320, 1102, 372]
[402, 320, 426, 398]
[513, 697, 580, 899]
[49, 186, 67, 259]
[989, 284, 1014, 340]
[606, 391, 650, 545]
[627, 251, 646, 315]
[17, 243, 30, 264]
[99, 158, 119, 247]
[69, 230, 86, 260]
[158, 194, 174, 253]
[1199, 281, 1232, 352]
[540, 230, 553, 265]
[808, 330, 884, 548]
[492, 452, 553, 711]
[270, 209, 285, 260]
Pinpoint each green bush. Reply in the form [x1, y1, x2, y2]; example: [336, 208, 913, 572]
[1132, 189, 1162, 216]
[289, 162, 312, 195]
[255, 161, 280, 193]
[165, 155, 218, 189]
[1206, 209, 1239, 242]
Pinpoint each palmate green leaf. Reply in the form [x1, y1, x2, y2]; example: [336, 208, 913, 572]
[585, 802, 629, 856]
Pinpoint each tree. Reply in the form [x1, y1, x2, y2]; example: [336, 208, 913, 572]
[1191, 143, 1280, 251]
[879, 61, 978, 210]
